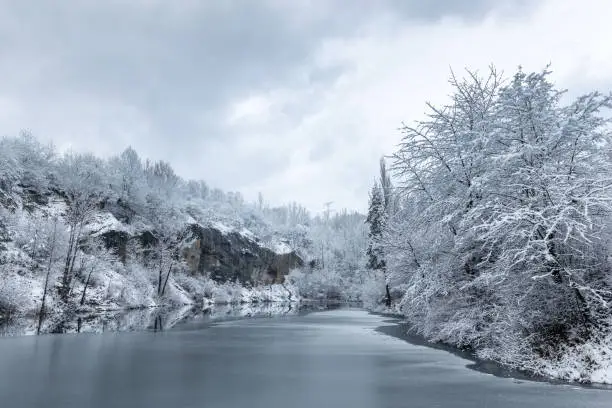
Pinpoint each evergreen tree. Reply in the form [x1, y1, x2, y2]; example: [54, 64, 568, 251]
[365, 182, 391, 306]
[379, 157, 394, 215]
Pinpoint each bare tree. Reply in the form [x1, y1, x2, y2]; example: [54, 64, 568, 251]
[37, 217, 59, 334]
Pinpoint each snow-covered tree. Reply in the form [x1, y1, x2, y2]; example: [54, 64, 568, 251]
[366, 183, 386, 270]
[55, 153, 107, 301]
[365, 182, 390, 306]
[387, 64, 612, 371]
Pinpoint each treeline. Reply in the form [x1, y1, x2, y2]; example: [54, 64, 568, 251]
[0, 132, 363, 244]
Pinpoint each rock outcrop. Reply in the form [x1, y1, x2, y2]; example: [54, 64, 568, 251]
[181, 224, 303, 284]
[96, 220, 303, 285]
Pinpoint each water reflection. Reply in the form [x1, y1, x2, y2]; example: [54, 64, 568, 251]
[0, 302, 300, 336]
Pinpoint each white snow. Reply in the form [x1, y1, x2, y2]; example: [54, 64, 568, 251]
[210, 221, 234, 235]
[272, 241, 293, 255]
[86, 211, 128, 235]
[591, 366, 612, 384]
[239, 227, 257, 241]
[202, 281, 299, 306]
[44, 197, 68, 218]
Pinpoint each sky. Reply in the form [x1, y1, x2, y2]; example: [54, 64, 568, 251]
[1, 0, 611, 214]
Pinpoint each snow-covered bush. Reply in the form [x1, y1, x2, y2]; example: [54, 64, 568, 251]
[288, 268, 346, 300]
[359, 270, 387, 310]
[119, 263, 156, 307]
[0, 270, 38, 317]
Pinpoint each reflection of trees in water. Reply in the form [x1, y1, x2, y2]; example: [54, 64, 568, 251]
[153, 315, 163, 332]
[0, 302, 315, 336]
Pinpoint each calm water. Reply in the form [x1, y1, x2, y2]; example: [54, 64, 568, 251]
[0, 309, 610, 408]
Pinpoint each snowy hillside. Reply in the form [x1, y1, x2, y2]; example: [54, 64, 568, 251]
[0, 134, 367, 326]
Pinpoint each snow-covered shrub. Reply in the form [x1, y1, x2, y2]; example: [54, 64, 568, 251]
[359, 270, 387, 310]
[0, 270, 38, 317]
[287, 267, 345, 300]
[172, 272, 208, 300]
[119, 263, 155, 307]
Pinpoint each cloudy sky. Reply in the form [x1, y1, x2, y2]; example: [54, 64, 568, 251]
[0, 0, 610, 213]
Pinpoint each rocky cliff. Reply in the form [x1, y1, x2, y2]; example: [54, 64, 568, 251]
[99, 220, 303, 285]
[181, 223, 303, 284]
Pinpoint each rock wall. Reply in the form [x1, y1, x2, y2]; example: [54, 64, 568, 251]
[181, 224, 303, 284]
[98, 223, 303, 285]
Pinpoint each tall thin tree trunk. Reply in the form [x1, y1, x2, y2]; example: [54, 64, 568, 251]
[80, 265, 96, 305]
[67, 224, 84, 282]
[61, 226, 76, 297]
[320, 243, 325, 269]
[61, 221, 84, 301]
[38, 220, 58, 335]
[161, 262, 174, 297]
[281, 283, 292, 301]
[157, 251, 164, 296]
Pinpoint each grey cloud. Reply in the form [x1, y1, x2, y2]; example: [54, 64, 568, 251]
[0, 0, 541, 209]
[0, 0, 536, 115]
[1, 2, 319, 119]
[376, 0, 535, 21]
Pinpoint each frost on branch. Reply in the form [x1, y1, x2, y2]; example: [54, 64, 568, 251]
[388, 65, 612, 382]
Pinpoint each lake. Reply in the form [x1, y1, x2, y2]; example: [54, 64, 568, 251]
[0, 308, 610, 407]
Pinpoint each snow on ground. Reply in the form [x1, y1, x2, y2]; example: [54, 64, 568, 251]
[210, 221, 234, 235]
[0, 266, 300, 336]
[42, 197, 68, 218]
[257, 236, 295, 255]
[534, 334, 612, 384]
[86, 211, 129, 236]
[203, 281, 299, 306]
[183, 213, 198, 226]
[238, 227, 257, 241]
[271, 241, 293, 255]
[207, 220, 295, 255]
[591, 366, 612, 384]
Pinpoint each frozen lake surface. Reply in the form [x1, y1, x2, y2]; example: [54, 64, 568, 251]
[0, 309, 610, 407]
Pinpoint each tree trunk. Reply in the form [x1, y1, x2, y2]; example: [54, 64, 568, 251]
[67, 225, 84, 280]
[160, 263, 173, 297]
[157, 250, 163, 296]
[80, 265, 95, 305]
[61, 222, 84, 301]
[38, 220, 57, 335]
[385, 283, 392, 308]
[60, 226, 76, 300]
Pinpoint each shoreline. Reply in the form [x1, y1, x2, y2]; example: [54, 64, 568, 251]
[372, 311, 612, 390]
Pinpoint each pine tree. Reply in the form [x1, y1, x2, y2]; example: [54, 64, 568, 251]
[365, 182, 391, 306]
[379, 157, 394, 215]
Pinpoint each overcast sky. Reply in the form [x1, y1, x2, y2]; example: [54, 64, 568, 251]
[0, 0, 611, 213]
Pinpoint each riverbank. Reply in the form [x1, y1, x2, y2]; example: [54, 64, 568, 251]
[370, 307, 612, 386]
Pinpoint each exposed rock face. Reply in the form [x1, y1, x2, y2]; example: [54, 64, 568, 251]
[269, 252, 304, 282]
[0, 218, 8, 245]
[98, 222, 303, 285]
[100, 231, 130, 263]
[103, 199, 136, 224]
[181, 224, 303, 284]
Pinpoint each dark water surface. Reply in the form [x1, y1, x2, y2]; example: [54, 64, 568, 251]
[0, 309, 610, 408]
